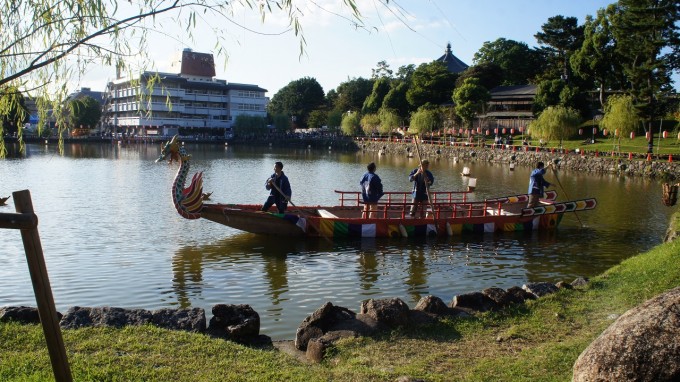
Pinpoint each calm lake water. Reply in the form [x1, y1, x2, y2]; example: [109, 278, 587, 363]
[0, 141, 672, 339]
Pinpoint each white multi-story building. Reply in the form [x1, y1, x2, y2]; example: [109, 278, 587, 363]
[104, 48, 268, 137]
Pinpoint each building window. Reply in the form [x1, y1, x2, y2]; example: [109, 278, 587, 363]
[236, 90, 260, 98]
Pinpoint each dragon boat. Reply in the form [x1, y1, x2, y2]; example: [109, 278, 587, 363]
[157, 136, 597, 238]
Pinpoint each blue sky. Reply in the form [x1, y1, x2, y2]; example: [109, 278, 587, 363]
[81, 0, 677, 96]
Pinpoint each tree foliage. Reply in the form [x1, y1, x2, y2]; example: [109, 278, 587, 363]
[609, 0, 679, 137]
[332, 77, 374, 114]
[529, 105, 581, 144]
[570, 8, 626, 106]
[455, 62, 504, 91]
[360, 113, 380, 135]
[453, 78, 490, 128]
[68, 96, 102, 129]
[326, 110, 343, 132]
[371, 61, 393, 79]
[473, 38, 544, 85]
[0, 87, 28, 156]
[406, 62, 457, 109]
[395, 64, 416, 82]
[378, 108, 401, 136]
[267, 77, 325, 128]
[408, 107, 441, 136]
[535, 15, 584, 81]
[382, 82, 410, 120]
[306, 109, 328, 130]
[534, 79, 590, 117]
[271, 114, 292, 132]
[233, 114, 268, 136]
[362, 78, 391, 115]
[600, 94, 640, 138]
[340, 112, 361, 136]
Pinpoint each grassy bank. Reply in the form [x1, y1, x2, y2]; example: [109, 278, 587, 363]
[2, 239, 679, 381]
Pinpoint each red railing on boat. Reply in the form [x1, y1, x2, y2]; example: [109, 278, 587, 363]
[332, 190, 518, 220]
[334, 190, 470, 207]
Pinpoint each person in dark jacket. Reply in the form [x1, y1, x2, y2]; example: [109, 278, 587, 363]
[527, 161, 552, 208]
[261, 161, 291, 213]
[408, 159, 434, 218]
[359, 162, 384, 218]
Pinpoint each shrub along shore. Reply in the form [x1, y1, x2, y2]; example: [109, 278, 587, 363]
[2, 212, 679, 381]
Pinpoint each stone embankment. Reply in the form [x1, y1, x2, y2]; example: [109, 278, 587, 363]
[356, 140, 680, 180]
[0, 277, 586, 363]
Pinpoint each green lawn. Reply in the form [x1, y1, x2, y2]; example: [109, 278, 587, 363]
[2, 238, 679, 381]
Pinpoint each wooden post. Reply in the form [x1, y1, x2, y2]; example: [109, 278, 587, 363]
[11, 190, 73, 382]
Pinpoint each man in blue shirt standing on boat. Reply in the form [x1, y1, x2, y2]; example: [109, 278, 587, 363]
[360, 162, 384, 218]
[262, 161, 292, 214]
[408, 159, 434, 218]
[527, 161, 552, 208]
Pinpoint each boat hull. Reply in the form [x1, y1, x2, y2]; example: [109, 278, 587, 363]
[199, 198, 595, 238]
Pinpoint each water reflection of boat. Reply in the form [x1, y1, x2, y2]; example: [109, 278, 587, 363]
[157, 135, 597, 239]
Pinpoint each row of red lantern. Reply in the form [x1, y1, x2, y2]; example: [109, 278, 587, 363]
[451, 127, 526, 135]
[579, 128, 678, 140]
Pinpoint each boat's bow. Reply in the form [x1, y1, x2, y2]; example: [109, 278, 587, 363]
[156, 135, 203, 219]
[201, 204, 309, 236]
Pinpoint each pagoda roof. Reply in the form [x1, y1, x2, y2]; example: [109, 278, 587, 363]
[489, 84, 537, 100]
[436, 43, 469, 74]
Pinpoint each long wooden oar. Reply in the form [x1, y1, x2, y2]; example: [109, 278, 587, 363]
[550, 162, 584, 228]
[268, 179, 298, 211]
[413, 135, 437, 228]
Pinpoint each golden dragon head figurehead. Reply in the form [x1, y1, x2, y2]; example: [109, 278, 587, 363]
[156, 135, 181, 163]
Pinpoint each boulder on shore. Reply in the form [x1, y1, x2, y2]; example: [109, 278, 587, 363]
[60, 306, 152, 329]
[572, 287, 680, 382]
[207, 304, 260, 343]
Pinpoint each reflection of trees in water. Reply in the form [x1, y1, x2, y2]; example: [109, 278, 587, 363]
[171, 235, 335, 309]
[262, 253, 288, 304]
[358, 253, 379, 291]
[352, 237, 431, 301]
[406, 249, 428, 302]
[356, 238, 381, 291]
[520, 227, 647, 283]
[171, 246, 207, 309]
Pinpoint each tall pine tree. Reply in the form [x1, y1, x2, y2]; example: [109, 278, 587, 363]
[610, 0, 679, 152]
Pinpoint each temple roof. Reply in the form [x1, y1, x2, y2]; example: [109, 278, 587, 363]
[489, 84, 537, 100]
[436, 43, 469, 74]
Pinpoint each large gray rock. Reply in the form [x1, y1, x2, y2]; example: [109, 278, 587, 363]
[360, 298, 410, 328]
[522, 282, 558, 298]
[151, 308, 206, 332]
[306, 337, 330, 363]
[573, 287, 680, 382]
[295, 302, 356, 350]
[571, 277, 590, 288]
[414, 295, 448, 314]
[0, 306, 61, 324]
[60, 307, 152, 329]
[505, 286, 536, 304]
[482, 287, 512, 307]
[450, 291, 497, 312]
[207, 304, 260, 342]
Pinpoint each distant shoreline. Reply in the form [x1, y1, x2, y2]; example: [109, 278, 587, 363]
[5, 135, 680, 180]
